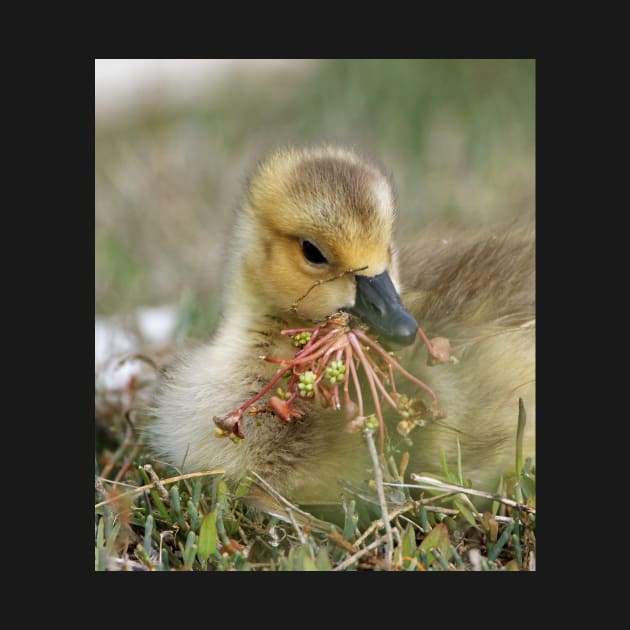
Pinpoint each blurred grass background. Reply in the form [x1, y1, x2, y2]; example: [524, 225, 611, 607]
[95, 59, 534, 324]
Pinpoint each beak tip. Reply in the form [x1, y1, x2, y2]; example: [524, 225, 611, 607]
[345, 270, 420, 349]
[384, 314, 418, 348]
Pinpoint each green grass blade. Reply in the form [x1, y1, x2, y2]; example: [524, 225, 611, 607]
[187, 500, 201, 531]
[183, 531, 197, 570]
[402, 523, 417, 559]
[439, 448, 450, 479]
[418, 505, 431, 533]
[520, 473, 536, 501]
[169, 485, 187, 529]
[512, 533, 522, 567]
[453, 496, 476, 527]
[96, 516, 105, 549]
[192, 479, 202, 506]
[95, 517, 105, 571]
[456, 436, 464, 486]
[516, 397, 526, 476]
[450, 545, 464, 569]
[342, 498, 358, 541]
[144, 514, 154, 554]
[487, 522, 515, 562]
[419, 522, 451, 566]
[301, 551, 318, 571]
[197, 511, 218, 563]
[432, 547, 450, 570]
[316, 550, 332, 571]
[216, 480, 230, 512]
[492, 473, 503, 516]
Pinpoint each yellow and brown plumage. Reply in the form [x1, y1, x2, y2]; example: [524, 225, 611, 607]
[148, 145, 535, 508]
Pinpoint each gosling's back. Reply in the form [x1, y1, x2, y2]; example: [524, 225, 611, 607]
[395, 224, 535, 489]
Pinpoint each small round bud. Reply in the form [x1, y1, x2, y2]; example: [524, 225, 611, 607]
[292, 331, 312, 347]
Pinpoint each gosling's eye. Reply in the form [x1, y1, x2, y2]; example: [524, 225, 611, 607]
[301, 239, 328, 265]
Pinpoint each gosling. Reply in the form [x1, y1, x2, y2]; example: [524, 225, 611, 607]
[148, 145, 535, 509]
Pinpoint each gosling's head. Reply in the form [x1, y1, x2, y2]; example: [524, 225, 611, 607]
[234, 145, 418, 347]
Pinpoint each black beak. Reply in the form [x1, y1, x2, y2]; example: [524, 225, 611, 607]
[344, 270, 418, 348]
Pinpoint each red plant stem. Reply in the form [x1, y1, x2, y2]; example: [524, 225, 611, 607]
[291, 326, 321, 354]
[287, 371, 298, 394]
[417, 327, 439, 359]
[234, 364, 292, 416]
[224, 319, 444, 450]
[313, 342, 343, 382]
[317, 385, 334, 406]
[264, 328, 342, 368]
[348, 333, 385, 450]
[353, 328, 438, 404]
[312, 350, 333, 388]
[387, 363, 397, 394]
[294, 327, 344, 359]
[359, 343, 390, 382]
[332, 384, 340, 409]
[331, 348, 344, 409]
[332, 385, 341, 410]
[386, 358, 438, 405]
[347, 347, 364, 418]
[364, 361, 401, 411]
[263, 354, 316, 367]
[342, 348, 353, 409]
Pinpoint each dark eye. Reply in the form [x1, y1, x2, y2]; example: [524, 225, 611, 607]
[301, 239, 328, 265]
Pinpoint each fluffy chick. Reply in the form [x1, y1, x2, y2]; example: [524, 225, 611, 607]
[148, 145, 535, 509]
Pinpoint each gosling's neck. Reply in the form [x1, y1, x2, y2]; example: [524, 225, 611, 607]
[215, 272, 301, 374]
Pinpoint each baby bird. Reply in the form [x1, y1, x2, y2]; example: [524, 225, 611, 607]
[149, 145, 535, 510]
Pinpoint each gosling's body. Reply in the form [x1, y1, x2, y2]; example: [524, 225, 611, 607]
[398, 226, 534, 490]
[149, 146, 535, 506]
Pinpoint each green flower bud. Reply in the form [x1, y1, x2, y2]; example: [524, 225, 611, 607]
[299, 371, 315, 385]
[292, 331, 312, 347]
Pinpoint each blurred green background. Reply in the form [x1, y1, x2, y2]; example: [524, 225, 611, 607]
[95, 59, 534, 328]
